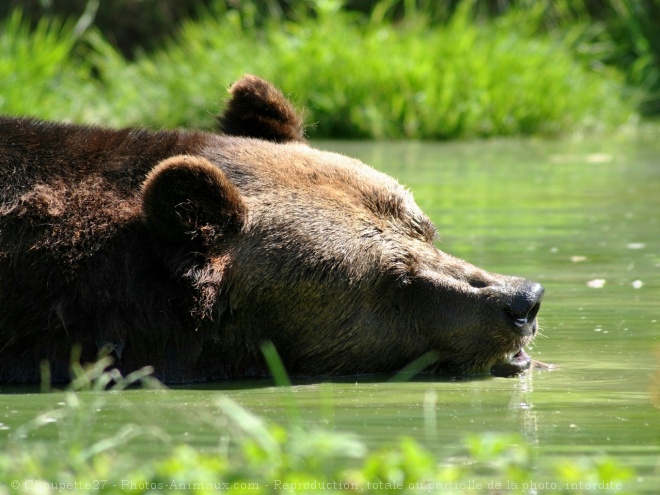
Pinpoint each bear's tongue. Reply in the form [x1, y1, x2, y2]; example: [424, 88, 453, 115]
[490, 349, 531, 377]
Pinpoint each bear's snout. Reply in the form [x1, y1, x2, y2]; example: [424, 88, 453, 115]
[503, 280, 544, 336]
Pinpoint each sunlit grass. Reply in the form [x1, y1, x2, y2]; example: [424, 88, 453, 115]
[0, 3, 636, 138]
[128, 1, 634, 138]
[0, 11, 94, 120]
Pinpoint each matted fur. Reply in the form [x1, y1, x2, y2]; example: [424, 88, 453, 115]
[218, 74, 305, 143]
[0, 76, 543, 383]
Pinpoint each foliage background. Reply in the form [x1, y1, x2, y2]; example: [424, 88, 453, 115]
[0, 0, 657, 138]
[1, 0, 657, 105]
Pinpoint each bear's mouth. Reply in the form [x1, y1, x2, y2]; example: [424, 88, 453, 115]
[490, 349, 532, 377]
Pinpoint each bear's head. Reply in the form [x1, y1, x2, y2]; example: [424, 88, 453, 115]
[141, 75, 544, 378]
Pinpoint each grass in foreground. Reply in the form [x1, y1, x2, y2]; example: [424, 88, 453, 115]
[0, 358, 637, 494]
[0, 2, 637, 139]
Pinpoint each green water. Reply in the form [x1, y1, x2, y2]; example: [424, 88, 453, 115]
[1, 131, 658, 490]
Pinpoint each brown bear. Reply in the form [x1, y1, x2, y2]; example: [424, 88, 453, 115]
[0, 75, 544, 383]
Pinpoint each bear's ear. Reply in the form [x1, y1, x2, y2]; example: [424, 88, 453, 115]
[142, 155, 247, 246]
[218, 74, 305, 143]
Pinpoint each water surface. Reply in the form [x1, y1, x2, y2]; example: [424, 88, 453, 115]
[1, 131, 658, 491]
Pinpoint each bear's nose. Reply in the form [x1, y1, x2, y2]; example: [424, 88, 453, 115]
[504, 281, 544, 329]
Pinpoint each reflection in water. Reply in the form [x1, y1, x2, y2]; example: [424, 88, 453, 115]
[423, 389, 438, 443]
[511, 371, 539, 447]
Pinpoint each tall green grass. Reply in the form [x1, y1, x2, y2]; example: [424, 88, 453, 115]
[119, 1, 634, 138]
[0, 11, 93, 120]
[0, 2, 637, 138]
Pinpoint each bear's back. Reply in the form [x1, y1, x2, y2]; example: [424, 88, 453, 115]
[0, 116, 208, 202]
[0, 117, 213, 281]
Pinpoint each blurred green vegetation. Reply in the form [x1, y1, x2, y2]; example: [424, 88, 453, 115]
[0, 0, 656, 138]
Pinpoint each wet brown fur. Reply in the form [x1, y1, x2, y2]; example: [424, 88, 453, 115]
[218, 74, 305, 143]
[0, 75, 543, 383]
